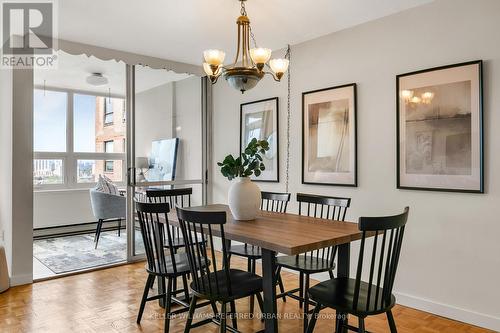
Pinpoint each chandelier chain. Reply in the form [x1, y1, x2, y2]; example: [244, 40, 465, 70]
[285, 44, 291, 193]
[240, 0, 247, 16]
[249, 25, 258, 48]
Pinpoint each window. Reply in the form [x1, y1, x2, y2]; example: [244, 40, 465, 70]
[33, 159, 63, 185]
[73, 94, 97, 152]
[34, 89, 126, 189]
[104, 140, 114, 153]
[104, 98, 114, 125]
[105, 161, 114, 172]
[77, 160, 123, 183]
[34, 89, 67, 152]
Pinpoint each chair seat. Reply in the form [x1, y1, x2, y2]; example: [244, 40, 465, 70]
[228, 244, 262, 259]
[308, 278, 396, 316]
[276, 255, 335, 273]
[146, 253, 207, 277]
[191, 269, 263, 301]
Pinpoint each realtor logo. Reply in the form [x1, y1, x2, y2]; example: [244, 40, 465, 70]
[1, 0, 58, 68]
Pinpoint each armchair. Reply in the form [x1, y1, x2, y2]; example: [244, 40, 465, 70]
[89, 189, 126, 249]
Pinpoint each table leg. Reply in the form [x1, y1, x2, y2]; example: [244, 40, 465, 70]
[261, 249, 278, 333]
[337, 243, 350, 332]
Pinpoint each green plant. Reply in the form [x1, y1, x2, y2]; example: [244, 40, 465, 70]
[217, 138, 270, 180]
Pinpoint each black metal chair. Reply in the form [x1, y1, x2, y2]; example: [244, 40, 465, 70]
[306, 207, 410, 333]
[177, 206, 265, 333]
[276, 193, 351, 332]
[227, 191, 291, 313]
[146, 188, 195, 254]
[135, 201, 211, 333]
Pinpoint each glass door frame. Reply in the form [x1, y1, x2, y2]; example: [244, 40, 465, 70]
[125, 64, 211, 262]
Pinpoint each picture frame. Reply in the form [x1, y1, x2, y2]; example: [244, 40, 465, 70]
[396, 60, 483, 193]
[240, 97, 279, 182]
[302, 83, 357, 186]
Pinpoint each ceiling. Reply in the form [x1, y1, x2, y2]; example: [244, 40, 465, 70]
[58, 0, 433, 66]
[34, 51, 191, 95]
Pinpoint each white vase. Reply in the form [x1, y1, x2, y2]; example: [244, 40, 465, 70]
[228, 177, 261, 220]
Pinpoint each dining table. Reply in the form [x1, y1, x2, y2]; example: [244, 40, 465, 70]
[165, 204, 370, 333]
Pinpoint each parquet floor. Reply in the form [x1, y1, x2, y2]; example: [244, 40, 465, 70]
[0, 255, 494, 333]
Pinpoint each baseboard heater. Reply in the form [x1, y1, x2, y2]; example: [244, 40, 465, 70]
[34, 220, 139, 240]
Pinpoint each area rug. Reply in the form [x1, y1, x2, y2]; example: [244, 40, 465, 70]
[33, 231, 143, 274]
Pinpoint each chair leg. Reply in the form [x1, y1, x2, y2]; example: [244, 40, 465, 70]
[328, 270, 334, 279]
[94, 219, 103, 249]
[358, 317, 366, 333]
[182, 274, 190, 302]
[150, 275, 156, 290]
[224, 253, 231, 269]
[248, 258, 255, 313]
[276, 266, 286, 302]
[387, 310, 398, 333]
[306, 303, 321, 333]
[211, 301, 220, 322]
[255, 292, 264, 314]
[164, 277, 173, 333]
[172, 276, 178, 299]
[184, 295, 198, 333]
[220, 302, 227, 333]
[335, 312, 343, 333]
[117, 218, 121, 237]
[230, 300, 238, 329]
[299, 272, 304, 308]
[303, 273, 310, 333]
[137, 274, 154, 324]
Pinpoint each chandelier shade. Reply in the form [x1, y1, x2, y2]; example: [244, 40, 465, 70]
[203, 0, 289, 93]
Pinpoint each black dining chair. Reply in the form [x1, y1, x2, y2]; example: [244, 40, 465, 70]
[227, 191, 290, 313]
[177, 206, 265, 333]
[275, 193, 351, 332]
[135, 200, 211, 333]
[146, 188, 197, 254]
[306, 207, 410, 333]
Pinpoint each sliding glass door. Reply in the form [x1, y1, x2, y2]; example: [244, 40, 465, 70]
[125, 64, 208, 261]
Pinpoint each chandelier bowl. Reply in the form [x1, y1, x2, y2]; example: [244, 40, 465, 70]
[223, 67, 264, 93]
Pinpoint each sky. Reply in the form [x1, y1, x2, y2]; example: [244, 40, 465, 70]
[34, 89, 96, 152]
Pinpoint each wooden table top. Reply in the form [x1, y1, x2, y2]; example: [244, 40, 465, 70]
[166, 204, 365, 255]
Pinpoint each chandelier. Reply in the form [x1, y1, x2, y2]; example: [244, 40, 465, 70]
[202, 0, 289, 93]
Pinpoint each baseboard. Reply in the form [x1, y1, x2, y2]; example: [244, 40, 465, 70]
[9, 273, 33, 286]
[394, 291, 500, 332]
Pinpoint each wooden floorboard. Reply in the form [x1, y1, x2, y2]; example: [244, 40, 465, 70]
[0, 255, 494, 333]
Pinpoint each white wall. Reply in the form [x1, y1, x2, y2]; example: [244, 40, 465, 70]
[34, 190, 96, 228]
[212, 0, 500, 330]
[135, 82, 174, 158]
[0, 68, 13, 272]
[173, 76, 204, 206]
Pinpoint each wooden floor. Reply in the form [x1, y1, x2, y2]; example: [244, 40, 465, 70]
[0, 255, 493, 333]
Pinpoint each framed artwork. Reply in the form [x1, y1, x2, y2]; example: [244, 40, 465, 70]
[302, 83, 357, 186]
[397, 60, 483, 193]
[240, 97, 279, 182]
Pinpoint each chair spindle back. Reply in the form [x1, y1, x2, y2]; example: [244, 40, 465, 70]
[177, 207, 232, 297]
[296, 193, 351, 266]
[136, 201, 177, 275]
[146, 188, 193, 243]
[353, 207, 409, 311]
[261, 191, 291, 213]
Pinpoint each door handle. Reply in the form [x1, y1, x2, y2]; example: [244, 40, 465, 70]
[127, 167, 135, 186]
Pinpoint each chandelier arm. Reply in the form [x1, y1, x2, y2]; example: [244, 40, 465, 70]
[263, 71, 281, 82]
